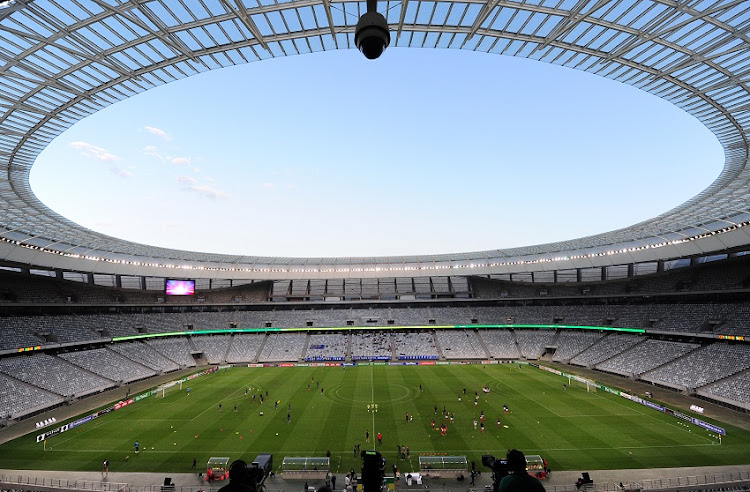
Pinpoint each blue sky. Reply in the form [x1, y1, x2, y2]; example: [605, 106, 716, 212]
[30, 48, 723, 258]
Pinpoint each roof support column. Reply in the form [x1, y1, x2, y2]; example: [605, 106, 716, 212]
[627, 264, 634, 278]
[576, 268, 582, 283]
[140, 276, 147, 290]
[115, 275, 122, 288]
[87, 273, 94, 284]
[601, 266, 607, 281]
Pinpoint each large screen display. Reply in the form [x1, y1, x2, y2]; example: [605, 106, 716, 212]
[165, 279, 195, 296]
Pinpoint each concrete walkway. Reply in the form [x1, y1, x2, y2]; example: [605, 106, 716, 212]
[2, 464, 749, 492]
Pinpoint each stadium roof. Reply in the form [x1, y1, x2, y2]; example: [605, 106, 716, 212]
[1, 0, 750, 279]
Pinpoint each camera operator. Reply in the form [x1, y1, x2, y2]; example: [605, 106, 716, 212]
[219, 460, 256, 492]
[497, 450, 545, 492]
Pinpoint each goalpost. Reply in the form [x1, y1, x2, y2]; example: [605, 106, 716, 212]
[568, 375, 597, 392]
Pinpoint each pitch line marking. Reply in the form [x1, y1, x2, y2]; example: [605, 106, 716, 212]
[333, 383, 410, 404]
[40, 442, 719, 456]
[588, 386, 716, 444]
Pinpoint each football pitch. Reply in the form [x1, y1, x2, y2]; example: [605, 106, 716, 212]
[3, 363, 750, 474]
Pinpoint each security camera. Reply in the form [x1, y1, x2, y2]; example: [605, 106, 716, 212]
[355, 11, 390, 60]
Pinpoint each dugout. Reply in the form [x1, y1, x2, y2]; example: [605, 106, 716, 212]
[281, 457, 329, 479]
[418, 455, 467, 478]
[525, 455, 548, 479]
[206, 457, 230, 481]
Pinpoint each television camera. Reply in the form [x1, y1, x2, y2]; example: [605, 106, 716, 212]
[360, 450, 385, 492]
[225, 454, 273, 492]
[481, 454, 510, 492]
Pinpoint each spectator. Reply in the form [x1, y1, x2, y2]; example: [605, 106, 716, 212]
[498, 449, 545, 492]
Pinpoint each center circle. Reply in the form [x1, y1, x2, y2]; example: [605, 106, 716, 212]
[332, 383, 412, 404]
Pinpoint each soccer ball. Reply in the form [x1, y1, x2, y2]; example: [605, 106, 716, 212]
[275, 433, 279, 436]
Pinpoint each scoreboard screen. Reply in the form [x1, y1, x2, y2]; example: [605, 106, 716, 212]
[165, 279, 195, 296]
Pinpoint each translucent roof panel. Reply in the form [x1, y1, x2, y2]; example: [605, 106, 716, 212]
[1, 0, 750, 277]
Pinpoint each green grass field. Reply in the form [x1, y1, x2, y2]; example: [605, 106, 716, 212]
[2, 363, 750, 474]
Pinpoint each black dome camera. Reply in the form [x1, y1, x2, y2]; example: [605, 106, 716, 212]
[355, 11, 390, 60]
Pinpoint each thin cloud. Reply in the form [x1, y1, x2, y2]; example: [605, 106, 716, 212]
[111, 167, 134, 178]
[143, 145, 164, 161]
[70, 141, 119, 162]
[171, 156, 191, 166]
[263, 182, 276, 189]
[177, 176, 229, 199]
[144, 126, 171, 141]
[187, 185, 231, 200]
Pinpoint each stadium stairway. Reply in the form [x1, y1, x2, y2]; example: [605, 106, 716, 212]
[433, 331, 445, 360]
[222, 335, 234, 363]
[254, 333, 270, 363]
[474, 329, 492, 359]
[301, 333, 311, 361]
[510, 329, 520, 355]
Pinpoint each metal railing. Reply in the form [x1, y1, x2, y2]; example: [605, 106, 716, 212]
[2, 471, 749, 492]
[641, 470, 750, 490]
[548, 483, 639, 491]
[546, 470, 750, 492]
[0, 474, 131, 492]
